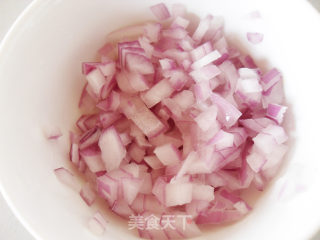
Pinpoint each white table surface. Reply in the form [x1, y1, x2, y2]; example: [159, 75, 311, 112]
[0, 1, 320, 240]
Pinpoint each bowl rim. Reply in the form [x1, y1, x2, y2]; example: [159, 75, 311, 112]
[0, 2, 45, 240]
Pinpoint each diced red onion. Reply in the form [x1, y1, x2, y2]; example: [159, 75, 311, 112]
[85, 68, 106, 97]
[141, 78, 175, 108]
[112, 199, 134, 218]
[126, 53, 154, 75]
[211, 93, 242, 128]
[119, 132, 132, 146]
[80, 182, 97, 206]
[144, 155, 164, 169]
[44, 126, 62, 140]
[79, 127, 101, 150]
[121, 177, 143, 204]
[171, 16, 190, 29]
[80, 146, 105, 173]
[190, 41, 213, 61]
[192, 15, 213, 42]
[162, 27, 188, 40]
[165, 181, 193, 206]
[144, 23, 161, 43]
[192, 184, 215, 201]
[98, 61, 116, 77]
[120, 95, 166, 138]
[246, 151, 266, 173]
[191, 50, 222, 70]
[261, 68, 282, 91]
[59, 4, 289, 238]
[150, 3, 171, 21]
[247, 32, 264, 44]
[54, 167, 80, 191]
[266, 103, 287, 124]
[128, 143, 146, 163]
[129, 123, 152, 148]
[98, 126, 126, 172]
[88, 212, 108, 235]
[195, 105, 218, 132]
[190, 64, 221, 82]
[69, 143, 80, 166]
[97, 174, 118, 205]
[154, 143, 182, 166]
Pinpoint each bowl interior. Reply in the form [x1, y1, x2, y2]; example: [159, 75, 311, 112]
[0, 0, 320, 240]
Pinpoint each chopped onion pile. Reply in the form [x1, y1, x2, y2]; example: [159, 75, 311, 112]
[55, 3, 288, 238]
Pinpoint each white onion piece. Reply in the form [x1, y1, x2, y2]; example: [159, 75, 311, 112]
[152, 177, 166, 205]
[119, 132, 132, 146]
[190, 64, 221, 82]
[126, 54, 154, 75]
[192, 15, 213, 42]
[261, 68, 282, 91]
[69, 143, 80, 166]
[186, 200, 210, 219]
[98, 61, 116, 77]
[112, 199, 134, 218]
[139, 172, 153, 194]
[246, 151, 266, 173]
[120, 95, 166, 138]
[165, 181, 193, 206]
[144, 23, 161, 43]
[219, 60, 238, 91]
[96, 91, 120, 112]
[191, 50, 221, 70]
[80, 182, 97, 206]
[192, 184, 215, 201]
[97, 174, 118, 205]
[129, 123, 152, 148]
[159, 58, 176, 70]
[150, 3, 171, 21]
[88, 212, 108, 235]
[98, 126, 126, 172]
[128, 143, 146, 163]
[261, 125, 288, 144]
[122, 177, 143, 204]
[121, 163, 141, 178]
[145, 195, 165, 213]
[79, 127, 101, 150]
[247, 32, 264, 44]
[211, 93, 242, 128]
[171, 16, 190, 29]
[190, 41, 213, 61]
[85, 68, 106, 97]
[54, 168, 80, 191]
[149, 132, 183, 148]
[266, 103, 287, 124]
[141, 78, 175, 108]
[209, 130, 235, 150]
[154, 143, 181, 166]
[144, 155, 164, 169]
[80, 147, 105, 173]
[195, 105, 218, 132]
[162, 27, 188, 40]
[44, 126, 62, 140]
[172, 90, 195, 111]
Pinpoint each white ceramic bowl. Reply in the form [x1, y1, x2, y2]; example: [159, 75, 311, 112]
[1, 0, 320, 240]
